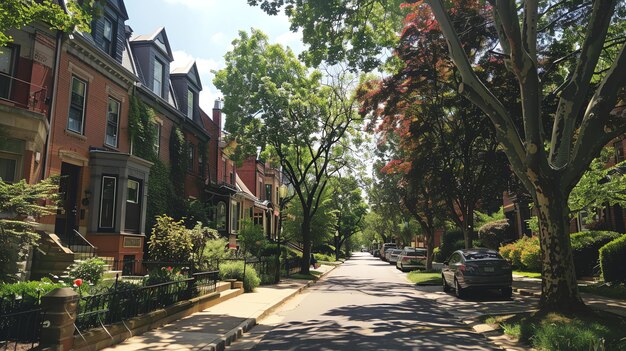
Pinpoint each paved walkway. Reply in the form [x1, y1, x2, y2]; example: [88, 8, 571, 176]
[102, 265, 336, 351]
[513, 276, 626, 317]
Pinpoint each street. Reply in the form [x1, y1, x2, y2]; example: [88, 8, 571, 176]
[227, 253, 511, 351]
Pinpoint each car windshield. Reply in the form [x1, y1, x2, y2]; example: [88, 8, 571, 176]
[464, 251, 502, 260]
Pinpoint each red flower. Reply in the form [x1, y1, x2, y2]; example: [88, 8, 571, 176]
[167, 266, 173, 271]
[73, 278, 83, 287]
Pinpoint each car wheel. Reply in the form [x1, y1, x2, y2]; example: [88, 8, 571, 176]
[455, 278, 465, 298]
[501, 287, 512, 299]
[442, 275, 450, 293]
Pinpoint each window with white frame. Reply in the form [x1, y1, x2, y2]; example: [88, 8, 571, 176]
[105, 97, 120, 147]
[68, 76, 87, 134]
[187, 88, 194, 119]
[99, 176, 117, 229]
[153, 122, 161, 156]
[153, 59, 163, 96]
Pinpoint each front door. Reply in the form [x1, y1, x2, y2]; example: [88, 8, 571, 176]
[54, 163, 81, 242]
[124, 179, 141, 233]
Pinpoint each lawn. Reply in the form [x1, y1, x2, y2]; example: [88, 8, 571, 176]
[513, 270, 542, 279]
[287, 271, 322, 280]
[407, 271, 442, 285]
[483, 311, 626, 351]
[579, 283, 626, 300]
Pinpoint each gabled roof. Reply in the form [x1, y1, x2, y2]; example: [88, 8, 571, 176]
[108, 0, 129, 20]
[170, 61, 203, 91]
[130, 27, 174, 61]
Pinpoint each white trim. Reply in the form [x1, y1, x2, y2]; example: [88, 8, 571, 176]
[104, 97, 121, 147]
[126, 179, 139, 204]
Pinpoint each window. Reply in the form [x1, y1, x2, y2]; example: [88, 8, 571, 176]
[101, 17, 115, 56]
[231, 200, 241, 232]
[187, 143, 194, 172]
[0, 157, 18, 183]
[198, 149, 204, 175]
[266, 184, 272, 202]
[127, 179, 139, 203]
[615, 141, 624, 163]
[258, 181, 263, 199]
[0, 138, 23, 183]
[99, 176, 117, 229]
[105, 97, 120, 147]
[68, 76, 87, 134]
[187, 89, 194, 119]
[216, 202, 226, 230]
[153, 59, 163, 96]
[153, 123, 161, 156]
[0, 45, 15, 99]
[229, 171, 234, 185]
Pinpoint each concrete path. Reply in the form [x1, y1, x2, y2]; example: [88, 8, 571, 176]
[101, 265, 336, 351]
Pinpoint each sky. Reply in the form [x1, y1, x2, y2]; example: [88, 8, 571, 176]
[125, 0, 305, 113]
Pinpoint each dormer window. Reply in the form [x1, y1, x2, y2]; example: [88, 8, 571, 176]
[102, 17, 115, 56]
[187, 89, 194, 119]
[153, 59, 163, 96]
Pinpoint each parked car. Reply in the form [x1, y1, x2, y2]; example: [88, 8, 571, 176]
[372, 249, 380, 257]
[387, 249, 403, 265]
[396, 248, 427, 272]
[441, 248, 512, 298]
[379, 243, 397, 260]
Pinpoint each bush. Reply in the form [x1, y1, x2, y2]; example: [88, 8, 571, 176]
[237, 220, 267, 258]
[439, 229, 465, 261]
[570, 231, 622, 278]
[148, 215, 194, 262]
[144, 266, 186, 286]
[599, 234, 626, 283]
[313, 243, 335, 255]
[68, 257, 107, 285]
[219, 261, 260, 292]
[478, 219, 511, 249]
[433, 247, 442, 262]
[314, 253, 334, 262]
[499, 236, 541, 271]
[0, 278, 64, 300]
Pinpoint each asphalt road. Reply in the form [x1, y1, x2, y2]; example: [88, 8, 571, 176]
[227, 252, 505, 351]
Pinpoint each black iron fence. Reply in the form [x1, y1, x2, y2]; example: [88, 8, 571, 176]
[74, 270, 219, 333]
[0, 296, 44, 351]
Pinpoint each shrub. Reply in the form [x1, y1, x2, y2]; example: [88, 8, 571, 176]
[570, 231, 622, 278]
[0, 278, 64, 300]
[599, 234, 626, 283]
[144, 266, 186, 286]
[312, 243, 335, 255]
[68, 257, 107, 285]
[478, 219, 511, 249]
[237, 220, 267, 258]
[439, 229, 465, 261]
[200, 237, 231, 268]
[314, 253, 334, 262]
[432, 247, 442, 262]
[219, 261, 260, 292]
[499, 236, 541, 271]
[531, 318, 610, 351]
[148, 215, 194, 262]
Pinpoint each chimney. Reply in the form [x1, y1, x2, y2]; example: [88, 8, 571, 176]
[212, 98, 223, 131]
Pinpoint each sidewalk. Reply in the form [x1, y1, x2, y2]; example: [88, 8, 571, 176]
[512, 276, 626, 317]
[101, 264, 336, 351]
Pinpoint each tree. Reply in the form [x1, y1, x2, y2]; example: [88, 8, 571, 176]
[253, 0, 626, 312]
[0, 0, 97, 47]
[237, 220, 267, 259]
[213, 29, 360, 274]
[328, 176, 368, 260]
[0, 177, 59, 282]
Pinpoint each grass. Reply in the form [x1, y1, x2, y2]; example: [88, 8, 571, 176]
[513, 270, 542, 279]
[579, 283, 626, 300]
[287, 271, 322, 280]
[406, 271, 442, 285]
[484, 311, 626, 351]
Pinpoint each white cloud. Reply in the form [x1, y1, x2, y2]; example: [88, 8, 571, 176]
[211, 32, 226, 44]
[274, 30, 301, 47]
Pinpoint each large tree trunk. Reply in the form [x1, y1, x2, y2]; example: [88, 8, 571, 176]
[534, 184, 584, 311]
[425, 229, 435, 271]
[300, 217, 312, 274]
[462, 204, 475, 249]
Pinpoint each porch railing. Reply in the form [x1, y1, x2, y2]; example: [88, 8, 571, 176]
[0, 295, 44, 351]
[0, 72, 48, 114]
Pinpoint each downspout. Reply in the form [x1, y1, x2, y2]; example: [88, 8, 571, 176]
[41, 30, 64, 179]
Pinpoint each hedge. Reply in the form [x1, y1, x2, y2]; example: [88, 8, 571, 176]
[478, 219, 511, 249]
[499, 236, 541, 271]
[570, 231, 622, 278]
[219, 261, 260, 292]
[599, 234, 626, 283]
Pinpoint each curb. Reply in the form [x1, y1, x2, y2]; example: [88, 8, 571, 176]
[462, 315, 533, 351]
[202, 264, 341, 351]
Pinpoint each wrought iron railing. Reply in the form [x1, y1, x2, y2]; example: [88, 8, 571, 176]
[0, 72, 48, 114]
[0, 295, 44, 350]
[74, 270, 219, 333]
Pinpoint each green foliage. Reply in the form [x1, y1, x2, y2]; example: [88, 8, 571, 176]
[570, 231, 622, 277]
[313, 253, 334, 262]
[201, 238, 231, 264]
[474, 207, 506, 229]
[0, 177, 59, 282]
[188, 222, 218, 264]
[477, 219, 511, 249]
[144, 266, 186, 286]
[145, 159, 172, 235]
[500, 236, 541, 272]
[68, 257, 107, 285]
[526, 216, 539, 233]
[148, 215, 194, 262]
[599, 234, 626, 283]
[531, 319, 610, 351]
[0, 0, 97, 46]
[432, 247, 442, 262]
[439, 229, 464, 261]
[168, 126, 187, 218]
[128, 95, 157, 161]
[218, 261, 260, 292]
[237, 220, 267, 258]
[0, 278, 64, 300]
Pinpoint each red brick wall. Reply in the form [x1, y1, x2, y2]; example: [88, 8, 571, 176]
[239, 157, 257, 195]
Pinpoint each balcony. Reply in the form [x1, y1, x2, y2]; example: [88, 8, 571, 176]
[0, 72, 48, 115]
